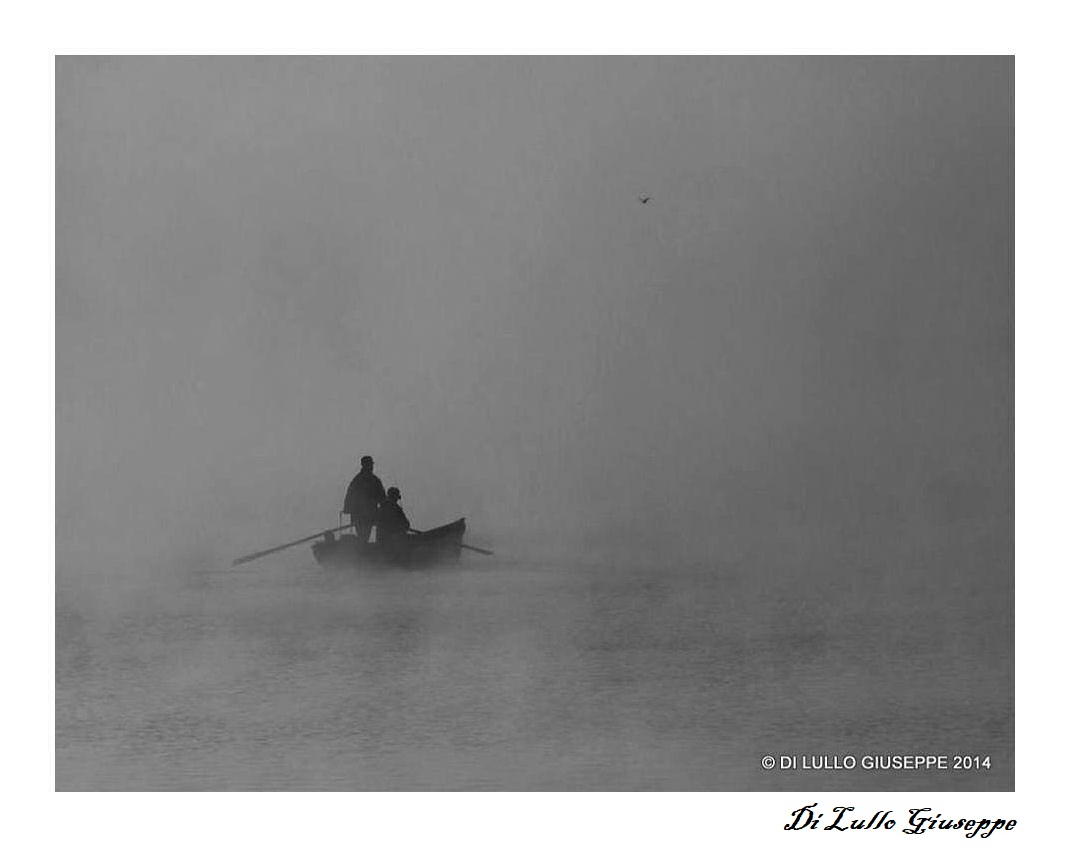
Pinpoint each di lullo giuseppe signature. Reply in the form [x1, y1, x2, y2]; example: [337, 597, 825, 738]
[775, 754, 991, 770]
[786, 804, 1017, 838]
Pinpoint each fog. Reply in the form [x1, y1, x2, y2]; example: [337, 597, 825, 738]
[57, 56, 1010, 577]
[56, 56, 1012, 791]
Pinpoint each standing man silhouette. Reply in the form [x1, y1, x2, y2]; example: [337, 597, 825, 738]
[343, 455, 386, 543]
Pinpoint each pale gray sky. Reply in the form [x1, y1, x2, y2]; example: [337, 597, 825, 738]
[56, 57, 1011, 570]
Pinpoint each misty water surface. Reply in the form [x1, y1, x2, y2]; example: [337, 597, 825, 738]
[57, 520, 1011, 791]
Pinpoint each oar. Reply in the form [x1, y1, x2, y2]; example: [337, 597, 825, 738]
[459, 543, 494, 556]
[408, 528, 494, 556]
[232, 523, 352, 566]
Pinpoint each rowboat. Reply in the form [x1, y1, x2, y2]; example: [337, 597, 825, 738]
[311, 518, 467, 568]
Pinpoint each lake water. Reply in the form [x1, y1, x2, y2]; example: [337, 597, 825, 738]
[56, 534, 1012, 791]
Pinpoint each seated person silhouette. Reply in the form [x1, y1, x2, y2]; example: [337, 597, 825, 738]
[376, 486, 411, 547]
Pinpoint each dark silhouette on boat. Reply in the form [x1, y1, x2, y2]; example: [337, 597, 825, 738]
[312, 518, 468, 568]
[343, 455, 387, 543]
[229, 458, 490, 569]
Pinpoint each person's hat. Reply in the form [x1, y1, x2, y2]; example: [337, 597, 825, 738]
[360, 455, 374, 466]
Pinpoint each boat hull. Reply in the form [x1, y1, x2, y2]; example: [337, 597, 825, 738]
[311, 518, 466, 568]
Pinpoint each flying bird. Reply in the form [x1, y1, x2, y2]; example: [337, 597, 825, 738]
[639, 196, 651, 204]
